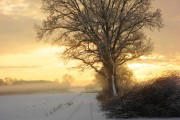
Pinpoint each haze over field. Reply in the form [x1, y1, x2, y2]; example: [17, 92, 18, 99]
[0, 0, 180, 85]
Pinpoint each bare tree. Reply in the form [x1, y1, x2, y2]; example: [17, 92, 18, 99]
[36, 0, 163, 96]
[0, 79, 4, 86]
[61, 74, 74, 91]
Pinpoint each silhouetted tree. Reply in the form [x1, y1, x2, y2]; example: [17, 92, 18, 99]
[84, 83, 99, 93]
[60, 74, 74, 91]
[36, 0, 163, 96]
[4, 77, 14, 85]
[0, 79, 4, 86]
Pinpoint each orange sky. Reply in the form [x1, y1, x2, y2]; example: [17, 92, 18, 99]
[0, 0, 180, 86]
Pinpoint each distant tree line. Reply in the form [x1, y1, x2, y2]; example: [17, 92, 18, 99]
[0, 74, 75, 94]
[0, 77, 16, 86]
[0, 74, 74, 91]
[0, 77, 55, 86]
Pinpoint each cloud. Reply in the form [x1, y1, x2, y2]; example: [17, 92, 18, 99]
[0, 13, 47, 55]
[139, 54, 165, 60]
[139, 54, 180, 65]
[0, 0, 48, 55]
[0, 0, 42, 19]
[147, 0, 180, 56]
[129, 52, 180, 81]
[0, 65, 42, 69]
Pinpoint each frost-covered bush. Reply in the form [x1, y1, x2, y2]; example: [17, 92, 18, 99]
[101, 71, 180, 118]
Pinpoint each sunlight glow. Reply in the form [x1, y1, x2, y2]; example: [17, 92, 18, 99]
[0, 46, 93, 86]
[128, 63, 162, 81]
[139, 54, 164, 60]
[128, 63, 154, 69]
[127, 62, 180, 82]
[35, 46, 65, 56]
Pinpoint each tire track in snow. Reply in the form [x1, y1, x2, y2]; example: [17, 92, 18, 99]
[90, 99, 94, 120]
[65, 96, 83, 120]
[45, 93, 81, 117]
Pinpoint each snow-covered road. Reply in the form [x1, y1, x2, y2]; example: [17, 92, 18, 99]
[0, 93, 107, 120]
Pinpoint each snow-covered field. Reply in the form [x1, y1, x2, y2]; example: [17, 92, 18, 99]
[0, 93, 107, 120]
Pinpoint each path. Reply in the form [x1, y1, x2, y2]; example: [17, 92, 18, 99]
[49, 93, 107, 120]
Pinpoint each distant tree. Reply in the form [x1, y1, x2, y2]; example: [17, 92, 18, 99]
[36, 0, 163, 96]
[4, 77, 14, 85]
[0, 79, 4, 86]
[60, 74, 74, 91]
[54, 79, 59, 84]
[84, 83, 99, 93]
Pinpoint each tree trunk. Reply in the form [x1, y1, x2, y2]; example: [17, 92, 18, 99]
[111, 61, 118, 97]
[111, 74, 118, 97]
[104, 57, 118, 97]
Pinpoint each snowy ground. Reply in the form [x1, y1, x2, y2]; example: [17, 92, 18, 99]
[0, 93, 108, 120]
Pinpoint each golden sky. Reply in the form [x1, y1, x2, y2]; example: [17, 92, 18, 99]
[0, 0, 180, 85]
